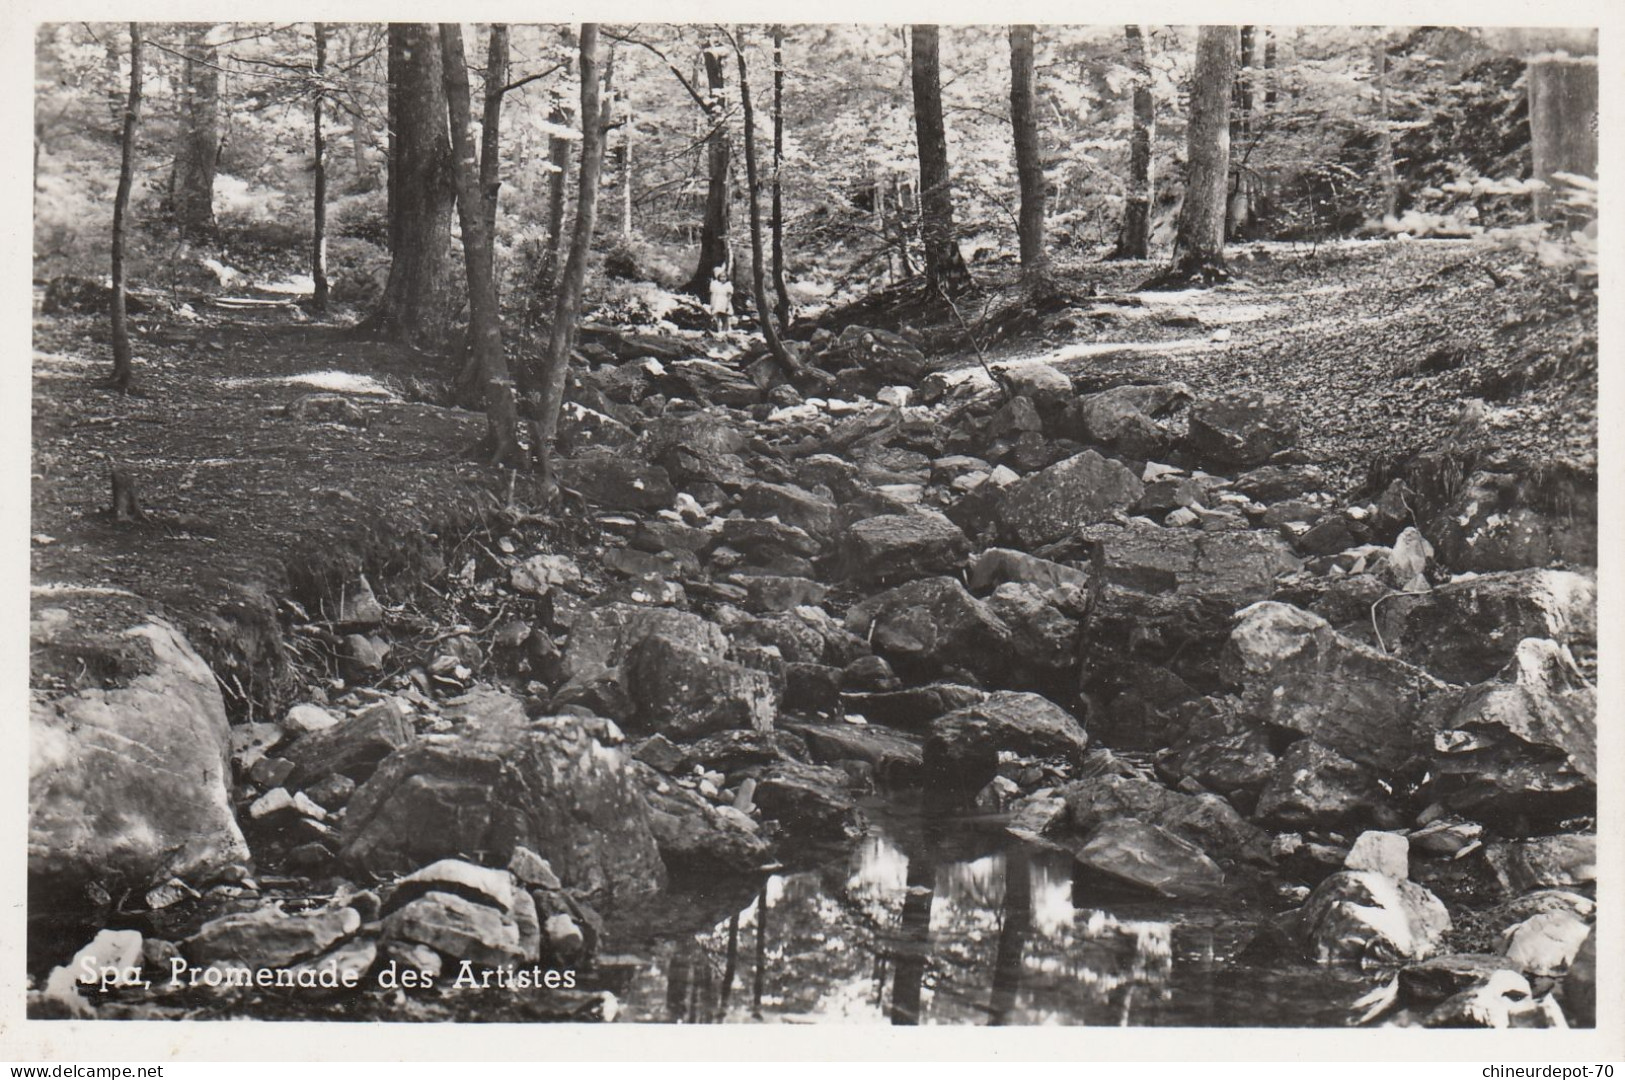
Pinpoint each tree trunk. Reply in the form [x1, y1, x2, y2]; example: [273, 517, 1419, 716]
[1114, 24, 1155, 259]
[1165, 25, 1237, 284]
[533, 90, 574, 315]
[1528, 57, 1599, 225]
[684, 43, 732, 297]
[770, 25, 792, 323]
[1008, 25, 1047, 278]
[359, 23, 456, 349]
[110, 22, 143, 394]
[735, 28, 817, 386]
[171, 23, 219, 241]
[619, 91, 635, 238]
[347, 26, 379, 192]
[1262, 29, 1277, 112]
[909, 25, 971, 299]
[104, 31, 123, 135]
[480, 23, 509, 294]
[311, 22, 330, 312]
[1227, 25, 1256, 239]
[441, 23, 518, 465]
[893, 176, 916, 278]
[530, 25, 610, 489]
[1373, 35, 1398, 221]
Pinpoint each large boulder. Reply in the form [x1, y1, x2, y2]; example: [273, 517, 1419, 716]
[339, 691, 666, 909]
[838, 512, 971, 585]
[752, 762, 869, 842]
[1427, 638, 1596, 820]
[553, 455, 675, 510]
[924, 691, 1089, 787]
[1059, 773, 1271, 866]
[1483, 834, 1595, 895]
[1421, 465, 1597, 572]
[1156, 697, 1278, 796]
[646, 410, 753, 487]
[1063, 382, 1191, 457]
[627, 632, 778, 739]
[30, 615, 250, 901]
[1184, 390, 1297, 467]
[185, 903, 363, 969]
[1374, 569, 1596, 684]
[1254, 738, 1393, 828]
[1066, 819, 1227, 899]
[736, 481, 838, 542]
[1223, 602, 1452, 773]
[283, 697, 415, 788]
[1287, 870, 1451, 964]
[632, 762, 772, 876]
[968, 547, 1091, 597]
[1078, 520, 1302, 606]
[997, 363, 1074, 415]
[986, 583, 1079, 671]
[994, 450, 1144, 549]
[557, 603, 728, 715]
[843, 576, 1013, 682]
[786, 721, 925, 782]
[821, 325, 929, 381]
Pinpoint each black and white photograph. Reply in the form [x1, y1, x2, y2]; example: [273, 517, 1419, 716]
[7, 6, 1616, 1059]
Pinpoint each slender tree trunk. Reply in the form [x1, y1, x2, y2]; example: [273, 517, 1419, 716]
[1373, 34, 1398, 221]
[1008, 25, 1047, 278]
[311, 23, 330, 312]
[441, 23, 517, 465]
[893, 176, 916, 278]
[909, 25, 971, 299]
[110, 22, 143, 394]
[619, 91, 635, 238]
[1114, 24, 1155, 259]
[770, 25, 792, 323]
[347, 26, 379, 192]
[531, 26, 610, 489]
[735, 28, 817, 385]
[1227, 25, 1256, 239]
[1262, 29, 1277, 112]
[1165, 25, 1237, 284]
[172, 23, 219, 240]
[480, 23, 509, 292]
[104, 31, 123, 135]
[684, 43, 732, 297]
[358, 23, 456, 348]
[535, 91, 573, 312]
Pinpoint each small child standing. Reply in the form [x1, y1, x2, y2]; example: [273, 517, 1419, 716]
[708, 265, 734, 333]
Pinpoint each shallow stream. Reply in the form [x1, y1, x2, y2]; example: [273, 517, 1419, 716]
[607, 796, 1381, 1026]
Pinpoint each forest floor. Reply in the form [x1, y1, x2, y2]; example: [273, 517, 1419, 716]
[30, 237, 1596, 713]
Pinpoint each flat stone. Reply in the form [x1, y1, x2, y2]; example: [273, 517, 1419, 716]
[185, 904, 362, 968]
[1068, 819, 1227, 899]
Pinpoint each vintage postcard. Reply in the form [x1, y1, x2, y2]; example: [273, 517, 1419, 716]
[4, 0, 1617, 1062]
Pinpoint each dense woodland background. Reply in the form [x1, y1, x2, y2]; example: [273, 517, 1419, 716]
[34, 23, 1599, 317]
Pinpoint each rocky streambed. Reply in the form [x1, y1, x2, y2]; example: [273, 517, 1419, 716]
[27, 320, 1598, 1027]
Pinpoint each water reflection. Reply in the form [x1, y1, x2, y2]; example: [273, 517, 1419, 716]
[616, 813, 1375, 1026]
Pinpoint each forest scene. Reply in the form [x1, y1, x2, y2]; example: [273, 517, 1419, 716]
[25, 22, 1600, 1028]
